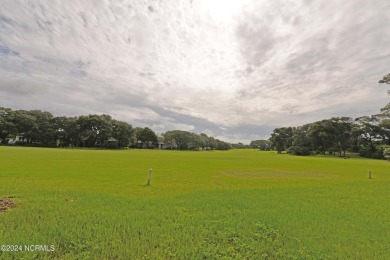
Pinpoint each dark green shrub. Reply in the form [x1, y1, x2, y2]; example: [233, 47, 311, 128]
[286, 146, 311, 156]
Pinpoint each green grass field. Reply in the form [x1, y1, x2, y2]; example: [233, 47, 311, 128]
[0, 146, 389, 259]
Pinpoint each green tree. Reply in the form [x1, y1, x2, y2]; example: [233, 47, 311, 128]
[0, 107, 17, 143]
[163, 130, 191, 150]
[269, 127, 293, 153]
[379, 103, 390, 118]
[29, 110, 54, 144]
[331, 117, 353, 157]
[216, 139, 232, 150]
[136, 127, 158, 148]
[131, 127, 143, 147]
[379, 73, 390, 84]
[78, 115, 112, 147]
[52, 116, 81, 147]
[354, 116, 384, 158]
[162, 130, 231, 150]
[249, 140, 270, 150]
[307, 120, 337, 154]
[379, 73, 390, 94]
[111, 120, 132, 148]
[287, 125, 312, 155]
[11, 110, 38, 143]
[162, 131, 178, 149]
[198, 133, 210, 149]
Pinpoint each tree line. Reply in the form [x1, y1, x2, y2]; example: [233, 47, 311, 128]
[162, 130, 231, 150]
[260, 73, 390, 160]
[266, 111, 389, 159]
[0, 107, 231, 150]
[249, 113, 390, 160]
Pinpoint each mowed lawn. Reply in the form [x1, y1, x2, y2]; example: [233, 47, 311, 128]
[0, 147, 389, 259]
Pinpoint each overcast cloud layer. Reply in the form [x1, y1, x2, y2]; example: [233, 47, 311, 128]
[1, 0, 389, 143]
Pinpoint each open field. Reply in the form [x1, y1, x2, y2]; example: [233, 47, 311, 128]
[0, 146, 389, 259]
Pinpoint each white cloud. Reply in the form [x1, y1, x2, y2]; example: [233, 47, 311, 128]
[1, 0, 389, 143]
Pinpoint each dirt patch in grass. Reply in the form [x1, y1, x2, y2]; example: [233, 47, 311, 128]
[0, 197, 16, 213]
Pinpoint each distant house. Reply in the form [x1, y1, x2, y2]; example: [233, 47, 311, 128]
[135, 141, 172, 149]
[103, 137, 119, 148]
[136, 140, 148, 149]
[94, 138, 119, 148]
[156, 142, 171, 149]
[7, 134, 27, 144]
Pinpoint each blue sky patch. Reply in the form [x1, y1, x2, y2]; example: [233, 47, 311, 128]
[0, 45, 19, 56]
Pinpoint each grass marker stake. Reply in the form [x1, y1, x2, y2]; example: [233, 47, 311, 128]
[147, 168, 152, 186]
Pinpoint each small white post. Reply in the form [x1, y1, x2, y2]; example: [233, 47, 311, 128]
[147, 168, 152, 186]
[368, 170, 372, 179]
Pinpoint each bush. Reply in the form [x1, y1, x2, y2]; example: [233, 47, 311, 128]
[286, 146, 311, 156]
[359, 146, 385, 159]
[384, 148, 390, 160]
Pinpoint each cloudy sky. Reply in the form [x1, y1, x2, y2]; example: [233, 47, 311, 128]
[1, 0, 389, 143]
